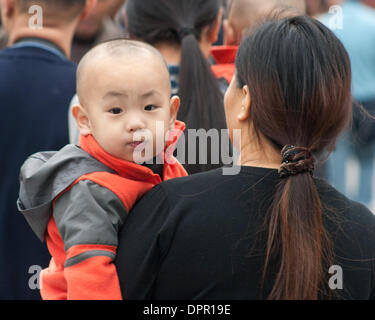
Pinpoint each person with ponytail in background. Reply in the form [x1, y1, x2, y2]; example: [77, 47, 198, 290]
[115, 16, 375, 299]
[123, 0, 229, 174]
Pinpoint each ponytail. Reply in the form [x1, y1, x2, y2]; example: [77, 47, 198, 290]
[179, 33, 226, 130]
[261, 147, 333, 299]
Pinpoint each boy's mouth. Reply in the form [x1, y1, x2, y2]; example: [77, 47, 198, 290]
[128, 141, 145, 149]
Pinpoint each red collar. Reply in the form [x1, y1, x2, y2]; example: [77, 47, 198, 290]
[79, 120, 186, 182]
[210, 45, 238, 65]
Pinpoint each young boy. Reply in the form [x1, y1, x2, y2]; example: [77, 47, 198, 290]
[17, 40, 187, 300]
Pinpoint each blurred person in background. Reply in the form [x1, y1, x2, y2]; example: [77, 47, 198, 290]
[318, 0, 375, 211]
[0, 0, 95, 299]
[305, 0, 334, 16]
[224, 0, 306, 46]
[211, 0, 306, 87]
[71, 0, 125, 63]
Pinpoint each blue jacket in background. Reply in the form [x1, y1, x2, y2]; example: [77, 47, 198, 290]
[319, 1, 375, 102]
[0, 43, 77, 299]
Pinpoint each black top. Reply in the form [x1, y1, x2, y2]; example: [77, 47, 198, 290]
[116, 166, 375, 300]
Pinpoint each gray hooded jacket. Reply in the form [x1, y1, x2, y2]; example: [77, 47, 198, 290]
[17, 144, 115, 242]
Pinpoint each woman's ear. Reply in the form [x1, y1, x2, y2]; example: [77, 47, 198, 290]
[208, 7, 224, 44]
[237, 85, 251, 121]
[72, 104, 92, 136]
[169, 95, 180, 130]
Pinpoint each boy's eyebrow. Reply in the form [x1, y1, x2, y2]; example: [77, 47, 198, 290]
[103, 91, 128, 100]
[103, 89, 162, 100]
[140, 89, 161, 98]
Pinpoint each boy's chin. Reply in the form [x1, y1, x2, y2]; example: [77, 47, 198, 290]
[133, 151, 166, 165]
[131, 143, 165, 165]
[131, 151, 157, 165]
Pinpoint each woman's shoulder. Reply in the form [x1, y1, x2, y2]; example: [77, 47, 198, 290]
[315, 177, 375, 221]
[160, 165, 278, 197]
[157, 167, 234, 201]
[315, 178, 375, 249]
[162, 166, 227, 187]
[134, 168, 227, 208]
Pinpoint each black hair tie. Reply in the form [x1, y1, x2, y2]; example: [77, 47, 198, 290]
[278, 145, 315, 179]
[177, 27, 195, 40]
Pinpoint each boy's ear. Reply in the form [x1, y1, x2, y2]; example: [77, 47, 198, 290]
[72, 104, 92, 136]
[237, 85, 251, 121]
[169, 96, 180, 130]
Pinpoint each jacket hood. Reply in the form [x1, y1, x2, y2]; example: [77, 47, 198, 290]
[17, 145, 114, 242]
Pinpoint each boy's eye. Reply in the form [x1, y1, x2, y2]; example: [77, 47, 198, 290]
[109, 107, 122, 114]
[144, 105, 157, 111]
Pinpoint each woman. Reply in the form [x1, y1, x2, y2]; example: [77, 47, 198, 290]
[115, 16, 375, 299]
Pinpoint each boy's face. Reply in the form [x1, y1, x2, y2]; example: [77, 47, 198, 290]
[75, 52, 179, 162]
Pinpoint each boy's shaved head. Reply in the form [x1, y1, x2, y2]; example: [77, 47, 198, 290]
[73, 39, 180, 163]
[76, 39, 170, 107]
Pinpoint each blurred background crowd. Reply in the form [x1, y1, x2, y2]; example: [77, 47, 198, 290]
[0, 0, 374, 299]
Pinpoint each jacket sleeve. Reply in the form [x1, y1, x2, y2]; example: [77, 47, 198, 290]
[53, 180, 127, 300]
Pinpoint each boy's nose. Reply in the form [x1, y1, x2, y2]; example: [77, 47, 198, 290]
[126, 115, 146, 132]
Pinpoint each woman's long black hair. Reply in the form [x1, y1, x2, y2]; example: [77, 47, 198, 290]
[235, 16, 352, 299]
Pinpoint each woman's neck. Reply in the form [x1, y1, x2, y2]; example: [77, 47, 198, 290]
[238, 138, 281, 169]
[153, 39, 211, 65]
[153, 42, 182, 65]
